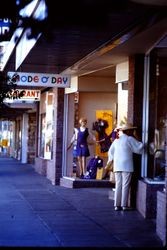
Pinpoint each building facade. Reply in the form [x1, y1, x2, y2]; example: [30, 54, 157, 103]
[0, 1, 166, 246]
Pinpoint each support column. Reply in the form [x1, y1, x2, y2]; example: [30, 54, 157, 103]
[21, 113, 28, 163]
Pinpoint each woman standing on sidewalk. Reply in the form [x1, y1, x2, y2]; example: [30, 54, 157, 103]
[107, 123, 144, 211]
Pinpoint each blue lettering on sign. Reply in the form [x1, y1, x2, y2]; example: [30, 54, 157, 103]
[41, 76, 49, 83]
[51, 77, 56, 83]
[28, 76, 33, 82]
[51, 77, 68, 84]
[63, 77, 68, 84]
[21, 76, 27, 82]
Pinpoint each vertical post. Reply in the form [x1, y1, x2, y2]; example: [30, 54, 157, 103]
[62, 94, 69, 177]
[21, 113, 28, 163]
[141, 55, 150, 177]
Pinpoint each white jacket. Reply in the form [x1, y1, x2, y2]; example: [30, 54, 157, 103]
[108, 134, 143, 172]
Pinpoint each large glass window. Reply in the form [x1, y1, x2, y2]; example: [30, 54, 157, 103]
[148, 50, 166, 180]
[0, 120, 15, 156]
[39, 92, 54, 159]
[39, 113, 46, 158]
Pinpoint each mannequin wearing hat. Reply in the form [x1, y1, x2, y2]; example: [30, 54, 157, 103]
[107, 123, 144, 211]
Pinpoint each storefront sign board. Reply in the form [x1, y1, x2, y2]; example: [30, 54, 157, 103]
[7, 72, 71, 88]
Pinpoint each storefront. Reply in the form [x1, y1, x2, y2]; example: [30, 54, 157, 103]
[0, 119, 15, 156]
[64, 74, 118, 179]
[135, 46, 167, 243]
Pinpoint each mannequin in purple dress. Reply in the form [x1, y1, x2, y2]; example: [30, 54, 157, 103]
[68, 117, 96, 178]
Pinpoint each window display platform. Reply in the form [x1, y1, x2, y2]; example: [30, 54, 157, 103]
[136, 178, 165, 218]
[60, 176, 114, 188]
[156, 190, 166, 244]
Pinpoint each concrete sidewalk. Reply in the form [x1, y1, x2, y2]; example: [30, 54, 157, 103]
[0, 157, 163, 248]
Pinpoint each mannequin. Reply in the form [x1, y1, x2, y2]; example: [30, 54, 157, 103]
[68, 117, 96, 178]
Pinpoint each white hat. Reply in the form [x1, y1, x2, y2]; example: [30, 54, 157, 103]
[119, 123, 137, 131]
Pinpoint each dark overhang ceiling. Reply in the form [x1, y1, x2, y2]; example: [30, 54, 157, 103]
[0, 103, 31, 120]
[5, 0, 167, 75]
[1, 0, 167, 119]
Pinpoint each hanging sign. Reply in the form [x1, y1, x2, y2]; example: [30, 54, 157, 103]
[0, 18, 12, 40]
[5, 89, 41, 101]
[16, 89, 40, 100]
[7, 71, 71, 88]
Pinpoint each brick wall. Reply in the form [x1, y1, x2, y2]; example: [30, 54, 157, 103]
[156, 191, 166, 244]
[128, 55, 144, 207]
[128, 55, 144, 128]
[54, 88, 65, 185]
[27, 113, 37, 164]
[137, 179, 164, 218]
[128, 56, 135, 123]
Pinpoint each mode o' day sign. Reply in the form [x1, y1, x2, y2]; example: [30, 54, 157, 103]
[7, 72, 71, 88]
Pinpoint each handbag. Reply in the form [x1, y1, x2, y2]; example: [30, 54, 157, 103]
[104, 161, 113, 172]
[102, 161, 114, 180]
[110, 171, 115, 183]
[105, 161, 115, 183]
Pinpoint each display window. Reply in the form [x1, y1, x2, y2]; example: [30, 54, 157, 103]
[39, 92, 54, 160]
[148, 50, 166, 180]
[39, 113, 46, 158]
[0, 120, 14, 156]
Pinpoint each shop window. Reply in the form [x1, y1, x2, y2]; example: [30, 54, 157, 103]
[39, 113, 46, 158]
[0, 120, 15, 156]
[148, 53, 166, 180]
[39, 92, 54, 160]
